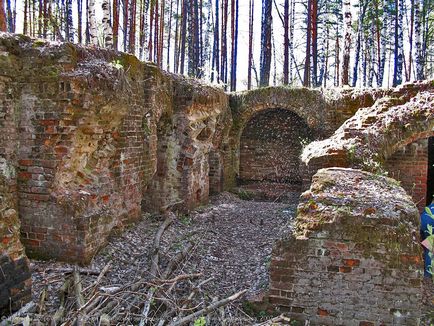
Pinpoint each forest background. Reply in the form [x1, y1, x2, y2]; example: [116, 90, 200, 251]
[0, 0, 433, 91]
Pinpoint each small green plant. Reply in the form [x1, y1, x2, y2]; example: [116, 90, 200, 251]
[194, 316, 206, 326]
[179, 214, 192, 226]
[237, 188, 253, 201]
[110, 59, 124, 70]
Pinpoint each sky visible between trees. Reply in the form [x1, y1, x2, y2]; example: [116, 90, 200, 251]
[1, 0, 433, 91]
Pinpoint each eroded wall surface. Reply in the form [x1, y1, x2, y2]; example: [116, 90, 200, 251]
[0, 34, 230, 269]
[269, 168, 423, 325]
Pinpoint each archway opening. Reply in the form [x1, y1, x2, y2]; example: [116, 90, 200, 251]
[239, 109, 312, 200]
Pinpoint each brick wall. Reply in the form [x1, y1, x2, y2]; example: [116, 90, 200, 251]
[268, 168, 423, 325]
[240, 109, 312, 184]
[385, 138, 428, 212]
[0, 34, 229, 265]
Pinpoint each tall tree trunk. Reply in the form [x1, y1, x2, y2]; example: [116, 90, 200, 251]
[341, 0, 352, 86]
[334, 24, 340, 86]
[65, 0, 73, 41]
[77, 0, 83, 43]
[221, 0, 228, 86]
[311, 0, 318, 87]
[211, 0, 220, 82]
[123, 0, 130, 51]
[230, 0, 238, 91]
[174, 0, 181, 73]
[180, 0, 187, 74]
[129, 0, 137, 54]
[289, 0, 295, 83]
[407, 0, 415, 81]
[113, 0, 120, 50]
[88, 0, 98, 45]
[23, 0, 28, 34]
[378, 0, 388, 87]
[352, 0, 368, 87]
[0, 0, 6, 31]
[415, 0, 424, 79]
[247, 0, 253, 89]
[102, 0, 113, 47]
[166, 0, 174, 70]
[157, 0, 164, 67]
[283, 0, 289, 85]
[303, 0, 312, 87]
[324, 24, 330, 88]
[259, 0, 272, 87]
[393, 0, 403, 86]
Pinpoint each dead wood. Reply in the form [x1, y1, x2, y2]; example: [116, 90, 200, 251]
[168, 289, 248, 326]
[150, 212, 176, 278]
[51, 277, 72, 326]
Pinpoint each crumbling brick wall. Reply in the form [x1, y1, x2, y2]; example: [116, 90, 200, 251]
[385, 138, 429, 212]
[0, 34, 229, 267]
[269, 168, 423, 325]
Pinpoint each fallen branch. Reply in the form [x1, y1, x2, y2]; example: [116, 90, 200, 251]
[150, 212, 176, 278]
[168, 289, 248, 326]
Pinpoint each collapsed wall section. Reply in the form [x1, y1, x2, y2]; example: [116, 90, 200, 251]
[269, 168, 423, 325]
[0, 34, 229, 268]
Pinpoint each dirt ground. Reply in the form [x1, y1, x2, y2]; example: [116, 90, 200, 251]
[29, 192, 298, 325]
[13, 190, 434, 325]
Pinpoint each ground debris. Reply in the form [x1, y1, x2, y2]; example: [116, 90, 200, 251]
[19, 192, 298, 325]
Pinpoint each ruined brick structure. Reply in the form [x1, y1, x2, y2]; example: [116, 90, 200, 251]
[0, 33, 433, 321]
[269, 168, 423, 325]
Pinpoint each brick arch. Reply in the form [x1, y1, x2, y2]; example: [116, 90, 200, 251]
[301, 90, 434, 189]
[230, 87, 329, 141]
[239, 108, 313, 185]
[228, 87, 330, 183]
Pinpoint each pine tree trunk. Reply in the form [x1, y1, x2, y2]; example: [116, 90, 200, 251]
[311, 0, 318, 87]
[0, 0, 6, 31]
[230, 0, 238, 91]
[283, 0, 289, 85]
[65, 0, 73, 42]
[352, 0, 367, 87]
[303, 0, 312, 87]
[77, 0, 83, 43]
[334, 25, 340, 86]
[129, 0, 137, 54]
[259, 0, 272, 87]
[415, 0, 424, 80]
[113, 0, 120, 50]
[180, 0, 187, 74]
[393, 0, 403, 86]
[407, 0, 415, 81]
[341, 0, 352, 86]
[211, 0, 220, 82]
[123, 0, 130, 51]
[23, 0, 28, 34]
[166, 0, 173, 70]
[247, 0, 253, 89]
[221, 0, 228, 86]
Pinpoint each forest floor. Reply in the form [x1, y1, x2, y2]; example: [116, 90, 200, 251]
[29, 192, 298, 325]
